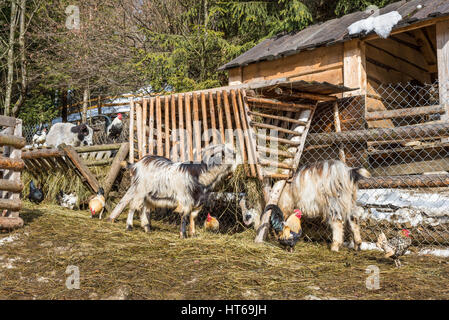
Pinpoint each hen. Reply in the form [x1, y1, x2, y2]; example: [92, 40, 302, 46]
[269, 204, 302, 252]
[203, 213, 219, 232]
[32, 127, 47, 147]
[89, 187, 105, 219]
[377, 229, 412, 267]
[56, 190, 78, 210]
[107, 113, 123, 139]
[28, 180, 44, 204]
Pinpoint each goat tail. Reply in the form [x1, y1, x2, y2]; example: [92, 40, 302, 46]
[266, 204, 285, 234]
[107, 183, 137, 222]
[350, 167, 371, 183]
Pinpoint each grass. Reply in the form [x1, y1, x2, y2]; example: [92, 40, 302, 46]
[0, 201, 448, 300]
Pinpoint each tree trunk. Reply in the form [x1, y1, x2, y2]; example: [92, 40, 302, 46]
[61, 89, 68, 122]
[4, 0, 18, 116]
[12, 0, 27, 117]
[82, 87, 89, 123]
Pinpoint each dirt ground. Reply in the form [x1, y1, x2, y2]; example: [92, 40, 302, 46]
[0, 202, 448, 300]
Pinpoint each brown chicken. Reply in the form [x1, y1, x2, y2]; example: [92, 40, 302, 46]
[377, 229, 412, 268]
[269, 205, 302, 252]
[89, 187, 105, 219]
[203, 213, 219, 232]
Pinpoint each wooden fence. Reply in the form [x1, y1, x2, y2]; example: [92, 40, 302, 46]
[0, 115, 25, 230]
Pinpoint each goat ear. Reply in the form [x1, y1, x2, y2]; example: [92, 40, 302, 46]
[70, 125, 80, 134]
[79, 124, 90, 136]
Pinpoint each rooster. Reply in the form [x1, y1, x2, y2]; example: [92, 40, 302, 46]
[32, 127, 47, 147]
[203, 213, 219, 232]
[377, 229, 412, 268]
[107, 113, 123, 139]
[28, 180, 44, 204]
[269, 204, 302, 252]
[89, 187, 105, 219]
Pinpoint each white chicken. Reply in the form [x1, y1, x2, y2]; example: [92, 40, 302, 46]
[56, 191, 78, 210]
[32, 127, 47, 147]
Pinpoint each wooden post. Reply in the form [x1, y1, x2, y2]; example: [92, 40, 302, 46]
[135, 102, 143, 159]
[178, 94, 186, 161]
[142, 98, 148, 156]
[222, 91, 234, 147]
[208, 92, 218, 145]
[148, 97, 155, 155]
[437, 20, 449, 120]
[237, 90, 256, 177]
[103, 143, 129, 198]
[200, 93, 209, 147]
[193, 93, 201, 161]
[171, 95, 178, 161]
[343, 39, 366, 97]
[333, 101, 346, 163]
[164, 96, 170, 158]
[156, 96, 163, 156]
[216, 91, 226, 144]
[230, 89, 248, 174]
[129, 98, 135, 163]
[185, 94, 194, 161]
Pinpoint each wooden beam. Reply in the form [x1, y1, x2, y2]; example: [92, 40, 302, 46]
[344, 39, 366, 97]
[437, 20, 449, 108]
[251, 121, 301, 136]
[0, 216, 23, 230]
[74, 143, 122, 153]
[0, 199, 22, 211]
[359, 174, 449, 189]
[0, 134, 26, 149]
[0, 156, 24, 171]
[246, 97, 314, 111]
[248, 111, 308, 126]
[58, 144, 100, 193]
[103, 143, 129, 198]
[129, 98, 135, 163]
[365, 105, 445, 121]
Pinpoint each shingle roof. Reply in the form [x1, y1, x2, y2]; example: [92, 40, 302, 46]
[219, 0, 449, 71]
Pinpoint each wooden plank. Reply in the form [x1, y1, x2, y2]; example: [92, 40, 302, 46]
[0, 199, 22, 212]
[164, 96, 171, 158]
[216, 91, 226, 144]
[103, 143, 129, 198]
[366, 105, 445, 121]
[129, 98, 135, 163]
[255, 133, 301, 147]
[135, 102, 143, 159]
[358, 174, 449, 189]
[192, 93, 201, 161]
[0, 157, 24, 171]
[200, 92, 209, 147]
[251, 121, 301, 136]
[0, 216, 24, 230]
[237, 90, 256, 177]
[230, 90, 248, 174]
[178, 94, 186, 161]
[222, 90, 234, 147]
[74, 143, 122, 153]
[208, 92, 218, 145]
[370, 158, 449, 176]
[437, 20, 449, 107]
[344, 39, 366, 97]
[248, 111, 308, 126]
[142, 98, 148, 156]
[257, 146, 295, 159]
[59, 143, 101, 193]
[148, 97, 155, 155]
[185, 93, 194, 161]
[246, 97, 313, 111]
[171, 95, 177, 161]
[156, 96, 163, 156]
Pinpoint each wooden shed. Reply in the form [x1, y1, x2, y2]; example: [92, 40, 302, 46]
[219, 0, 449, 177]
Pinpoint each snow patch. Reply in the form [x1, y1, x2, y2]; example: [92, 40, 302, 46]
[0, 234, 19, 246]
[344, 241, 382, 252]
[348, 11, 402, 39]
[419, 248, 449, 258]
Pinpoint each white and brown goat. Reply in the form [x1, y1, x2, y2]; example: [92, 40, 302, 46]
[107, 144, 238, 238]
[243, 160, 370, 252]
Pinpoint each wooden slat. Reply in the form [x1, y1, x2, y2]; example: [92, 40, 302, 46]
[237, 90, 256, 177]
[248, 110, 308, 126]
[246, 96, 314, 111]
[129, 98, 135, 163]
[185, 93, 194, 161]
[259, 159, 293, 170]
[142, 98, 148, 156]
[0, 199, 22, 211]
[230, 90, 248, 174]
[0, 157, 24, 171]
[148, 97, 155, 155]
[164, 96, 171, 158]
[208, 92, 218, 145]
[171, 95, 178, 161]
[136, 102, 143, 159]
[201, 92, 209, 147]
[251, 121, 301, 137]
[222, 90, 234, 146]
[255, 133, 301, 146]
[178, 94, 186, 161]
[216, 91, 226, 144]
[74, 143, 123, 153]
[59, 144, 101, 193]
[0, 134, 26, 149]
[437, 20, 449, 106]
[257, 146, 295, 159]
[103, 143, 129, 198]
[192, 93, 201, 161]
[156, 96, 163, 156]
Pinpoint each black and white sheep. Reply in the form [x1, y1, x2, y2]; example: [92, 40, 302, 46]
[107, 144, 238, 238]
[45, 123, 94, 147]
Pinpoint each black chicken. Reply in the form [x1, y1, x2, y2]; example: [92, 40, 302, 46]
[269, 204, 303, 252]
[28, 180, 44, 204]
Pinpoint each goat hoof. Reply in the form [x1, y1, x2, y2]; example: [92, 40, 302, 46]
[354, 243, 362, 251]
[143, 226, 151, 233]
[330, 243, 340, 252]
[126, 225, 133, 231]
